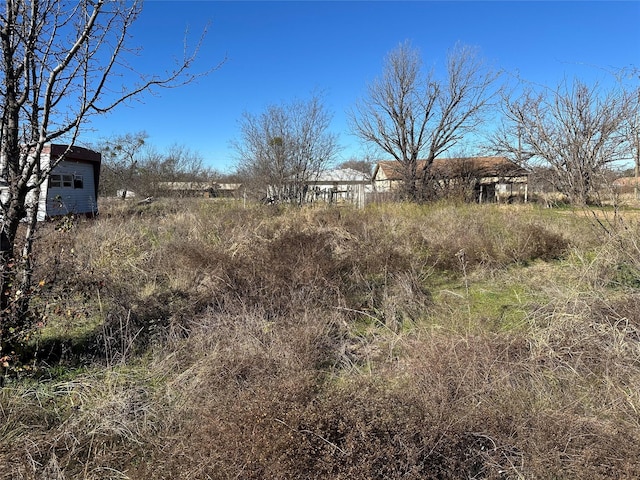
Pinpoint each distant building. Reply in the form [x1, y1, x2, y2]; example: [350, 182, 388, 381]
[157, 181, 217, 197]
[613, 177, 640, 193]
[157, 181, 243, 198]
[215, 183, 244, 198]
[372, 156, 529, 202]
[304, 168, 371, 208]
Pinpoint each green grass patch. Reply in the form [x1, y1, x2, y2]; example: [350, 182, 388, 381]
[431, 280, 534, 332]
[467, 283, 531, 331]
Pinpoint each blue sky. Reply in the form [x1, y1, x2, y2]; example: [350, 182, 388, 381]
[83, 1, 640, 173]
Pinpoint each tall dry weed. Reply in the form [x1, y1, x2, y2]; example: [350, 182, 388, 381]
[5, 199, 638, 479]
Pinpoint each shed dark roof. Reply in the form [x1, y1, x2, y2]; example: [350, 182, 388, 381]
[47, 144, 101, 164]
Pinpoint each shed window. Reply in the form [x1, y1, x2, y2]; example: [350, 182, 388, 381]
[62, 174, 73, 188]
[74, 175, 84, 189]
[49, 174, 61, 188]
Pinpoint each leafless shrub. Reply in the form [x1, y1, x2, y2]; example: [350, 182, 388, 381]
[411, 205, 569, 271]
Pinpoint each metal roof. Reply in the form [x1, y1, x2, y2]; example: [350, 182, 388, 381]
[310, 168, 370, 183]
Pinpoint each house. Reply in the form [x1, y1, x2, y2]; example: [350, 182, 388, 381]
[0, 144, 101, 220]
[372, 156, 529, 202]
[304, 168, 371, 208]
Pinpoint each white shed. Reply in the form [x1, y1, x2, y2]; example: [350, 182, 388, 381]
[37, 144, 101, 219]
[2, 144, 103, 220]
[305, 168, 371, 208]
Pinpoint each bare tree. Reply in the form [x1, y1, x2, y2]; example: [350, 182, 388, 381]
[349, 41, 500, 200]
[492, 78, 634, 205]
[98, 134, 215, 198]
[0, 0, 217, 358]
[232, 94, 339, 204]
[143, 143, 217, 197]
[152, 143, 212, 182]
[98, 131, 149, 198]
[338, 158, 374, 177]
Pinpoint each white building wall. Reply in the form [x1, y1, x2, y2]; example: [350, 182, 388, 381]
[43, 160, 97, 218]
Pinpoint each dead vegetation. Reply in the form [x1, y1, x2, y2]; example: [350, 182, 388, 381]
[1, 199, 640, 479]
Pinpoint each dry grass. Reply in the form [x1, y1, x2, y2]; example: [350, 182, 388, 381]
[1, 198, 640, 479]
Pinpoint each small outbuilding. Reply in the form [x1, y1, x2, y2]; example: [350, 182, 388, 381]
[1, 143, 101, 220]
[39, 144, 101, 219]
[304, 168, 371, 208]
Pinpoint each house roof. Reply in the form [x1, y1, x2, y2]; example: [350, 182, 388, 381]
[375, 156, 528, 181]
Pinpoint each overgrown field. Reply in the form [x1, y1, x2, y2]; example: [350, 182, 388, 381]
[2, 199, 640, 479]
